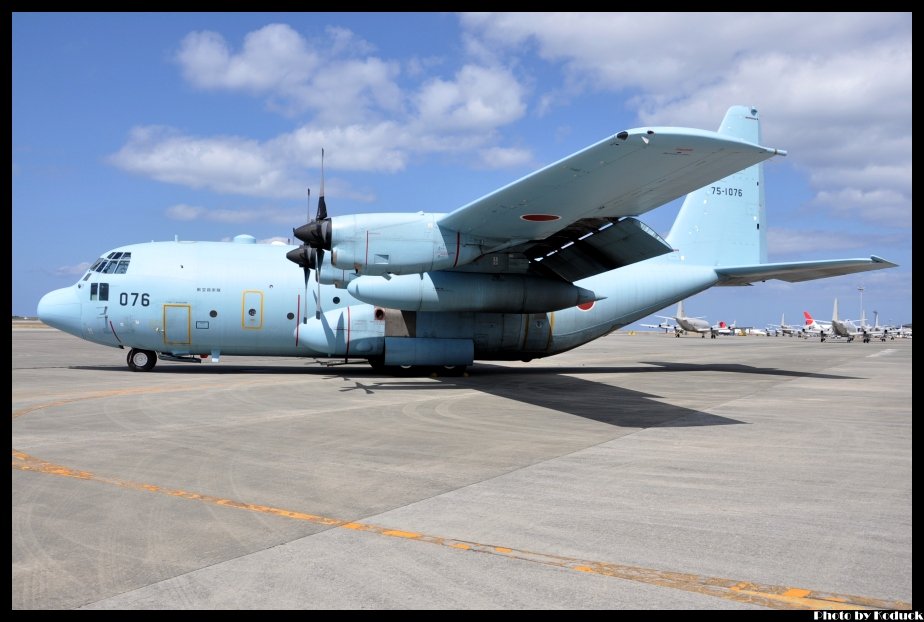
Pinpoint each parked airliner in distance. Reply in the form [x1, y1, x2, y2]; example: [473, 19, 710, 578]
[652, 300, 718, 338]
[769, 314, 803, 337]
[38, 106, 896, 373]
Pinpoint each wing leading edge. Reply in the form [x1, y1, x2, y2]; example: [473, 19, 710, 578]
[438, 127, 785, 244]
[714, 256, 898, 286]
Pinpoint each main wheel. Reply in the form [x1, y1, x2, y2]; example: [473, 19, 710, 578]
[127, 348, 157, 372]
[435, 365, 467, 377]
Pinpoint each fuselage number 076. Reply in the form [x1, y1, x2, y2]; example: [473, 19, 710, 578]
[119, 292, 150, 307]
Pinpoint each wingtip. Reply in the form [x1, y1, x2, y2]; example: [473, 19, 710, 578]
[870, 255, 899, 267]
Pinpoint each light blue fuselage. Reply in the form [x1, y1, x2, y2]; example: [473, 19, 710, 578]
[38, 238, 716, 362]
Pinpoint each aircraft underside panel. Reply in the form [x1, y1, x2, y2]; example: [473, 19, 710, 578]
[411, 311, 555, 355]
[383, 337, 474, 366]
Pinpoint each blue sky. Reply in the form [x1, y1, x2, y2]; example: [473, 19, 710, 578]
[13, 13, 912, 328]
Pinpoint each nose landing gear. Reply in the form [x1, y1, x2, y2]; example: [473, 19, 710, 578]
[127, 348, 157, 372]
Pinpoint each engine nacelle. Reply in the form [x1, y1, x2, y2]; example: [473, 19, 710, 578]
[347, 272, 597, 313]
[296, 305, 384, 356]
[316, 261, 357, 289]
[329, 213, 486, 276]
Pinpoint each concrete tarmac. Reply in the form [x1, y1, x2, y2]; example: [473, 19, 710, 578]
[12, 327, 912, 609]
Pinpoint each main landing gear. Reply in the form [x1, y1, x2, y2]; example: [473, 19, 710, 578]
[367, 358, 466, 376]
[127, 348, 157, 372]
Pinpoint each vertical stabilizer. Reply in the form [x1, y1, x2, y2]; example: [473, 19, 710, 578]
[666, 105, 767, 267]
[833, 298, 840, 322]
[677, 300, 685, 319]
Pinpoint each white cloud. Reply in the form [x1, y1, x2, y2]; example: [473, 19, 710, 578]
[111, 124, 397, 198]
[110, 126, 289, 198]
[270, 122, 410, 173]
[113, 23, 531, 198]
[177, 24, 319, 94]
[461, 12, 912, 227]
[767, 228, 901, 256]
[416, 64, 526, 132]
[478, 146, 532, 169]
[166, 203, 302, 225]
[165, 203, 205, 220]
[405, 55, 444, 78]
[177, 24, 402, 123]
[813, 188, 908, 227]
[52, 261, 91, 277]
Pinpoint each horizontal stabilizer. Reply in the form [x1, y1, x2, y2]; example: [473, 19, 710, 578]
[715, 256, 897, 286]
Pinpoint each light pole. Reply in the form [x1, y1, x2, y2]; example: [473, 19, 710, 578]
[858, 285, 865, 324]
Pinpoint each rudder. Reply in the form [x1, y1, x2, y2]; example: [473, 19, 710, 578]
[665, 105, 767, 267]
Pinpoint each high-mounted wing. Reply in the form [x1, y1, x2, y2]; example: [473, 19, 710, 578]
[439, 127, 784, 244]
[715, 256, 898, 286]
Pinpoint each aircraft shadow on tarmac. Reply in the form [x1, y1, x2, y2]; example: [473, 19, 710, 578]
[65, 360, 862, 430]
[325, 366, 737, 428]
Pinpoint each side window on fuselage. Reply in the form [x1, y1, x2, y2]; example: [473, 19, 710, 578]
[89, 282, 109, 301]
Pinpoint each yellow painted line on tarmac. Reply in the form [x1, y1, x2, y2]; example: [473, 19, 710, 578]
[11, 450, 343, 526]
[10, 449, 911, 611]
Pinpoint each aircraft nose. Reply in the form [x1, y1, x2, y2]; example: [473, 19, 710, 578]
[37, 287, 81, 334]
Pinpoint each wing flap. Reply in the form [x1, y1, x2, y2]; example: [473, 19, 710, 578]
[448, 217, 673, 282]
[439, 127, 783, 243]
[528, 217, 673, 282]
[715, 256, 897, 286]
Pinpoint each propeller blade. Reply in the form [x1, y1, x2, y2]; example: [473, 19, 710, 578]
[313, 289, 336, 355]
[314, 248, 324, 319]
[317, 148, 327, 221]
[291, 149, 332, 323]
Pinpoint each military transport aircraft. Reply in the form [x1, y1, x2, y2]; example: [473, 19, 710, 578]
[38, 106, 896, 373]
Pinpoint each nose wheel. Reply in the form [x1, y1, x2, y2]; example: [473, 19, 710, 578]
[127, 348, 157, 372]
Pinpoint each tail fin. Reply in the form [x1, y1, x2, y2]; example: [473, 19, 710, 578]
[677, 299, 685, 318]
[665, 105, 767, 266]
[804, 311, 814, 326]
[833, 298, 839, 322]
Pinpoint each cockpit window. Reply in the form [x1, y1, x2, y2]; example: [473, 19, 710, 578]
[90, 252, 132, 274]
